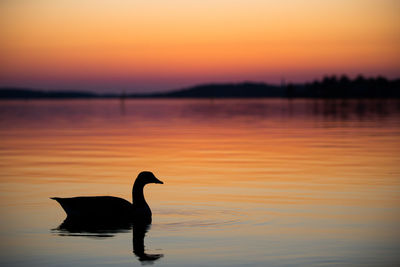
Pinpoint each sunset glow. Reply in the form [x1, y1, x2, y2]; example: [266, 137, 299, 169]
[1, 0, 399, 92]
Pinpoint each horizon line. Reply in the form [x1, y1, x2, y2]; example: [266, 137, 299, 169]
[1, 74, 399, 95]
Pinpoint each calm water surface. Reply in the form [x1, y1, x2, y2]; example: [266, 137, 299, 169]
[0, 99, 399, 266]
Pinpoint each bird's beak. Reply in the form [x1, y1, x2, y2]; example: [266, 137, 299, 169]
[154, 177, 164, 184]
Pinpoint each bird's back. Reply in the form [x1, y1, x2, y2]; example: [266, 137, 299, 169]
[51, 196, 133, 221]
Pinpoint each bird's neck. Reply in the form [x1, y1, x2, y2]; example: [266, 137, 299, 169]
[132, 183, 147, 204]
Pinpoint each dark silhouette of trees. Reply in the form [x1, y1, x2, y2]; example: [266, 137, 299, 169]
[303, 75, 399, 98]
[1, 75, 399, 99]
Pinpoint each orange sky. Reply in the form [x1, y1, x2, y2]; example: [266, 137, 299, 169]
[1, 0, 399, 92]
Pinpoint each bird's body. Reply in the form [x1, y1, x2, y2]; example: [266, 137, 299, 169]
[51, 171, 163, 225]
[51, 196, 134, 220]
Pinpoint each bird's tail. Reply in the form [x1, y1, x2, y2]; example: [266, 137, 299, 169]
[50, 197, 70, 216]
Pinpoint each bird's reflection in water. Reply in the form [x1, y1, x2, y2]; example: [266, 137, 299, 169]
[53, 218, 163, 264]
[132, 224, 163, 263]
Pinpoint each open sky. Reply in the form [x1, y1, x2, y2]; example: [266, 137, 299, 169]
[1, 0, 399, 93]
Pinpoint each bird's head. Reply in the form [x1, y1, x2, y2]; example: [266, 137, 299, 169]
[135, 171, 163, 186]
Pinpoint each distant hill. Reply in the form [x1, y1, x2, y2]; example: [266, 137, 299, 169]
[150, 82, 282, 98]
[1, 76, 400, 99]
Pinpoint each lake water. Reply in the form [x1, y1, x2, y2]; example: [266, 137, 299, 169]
[0, 99, 399, 266]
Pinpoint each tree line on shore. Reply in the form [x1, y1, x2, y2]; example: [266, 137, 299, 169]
[1, 75, 399, 99]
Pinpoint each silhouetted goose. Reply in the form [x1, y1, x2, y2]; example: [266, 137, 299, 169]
[51, 171, 163, 225]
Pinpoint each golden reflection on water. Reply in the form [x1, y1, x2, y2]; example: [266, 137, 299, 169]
[0, 99, 400, 266]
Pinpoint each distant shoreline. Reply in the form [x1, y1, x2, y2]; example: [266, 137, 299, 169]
[1, 75, 399, 99]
